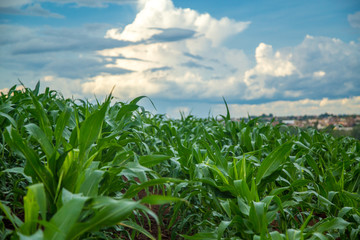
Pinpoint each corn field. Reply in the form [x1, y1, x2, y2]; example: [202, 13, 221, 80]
[1, 83, 360, 240]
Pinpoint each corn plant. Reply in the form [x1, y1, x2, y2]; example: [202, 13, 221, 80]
[1, 83, 359, 239]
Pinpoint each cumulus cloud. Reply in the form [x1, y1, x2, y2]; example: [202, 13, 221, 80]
[348, 11, 360, 28]
[243, 43, 296, 99]
[1, 0, 359, 118]
[89, 42, 250, 99]
[83, 0, 360, 103]
[289, 35, 360, 98]
[240, 35, 360, 100]
[84, 0, 250, 100]
[82, 72, 167, 98]
[213, 96, 360, 118]
[105, 0, 250, 46]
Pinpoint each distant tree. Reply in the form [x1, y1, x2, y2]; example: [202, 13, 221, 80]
[351, 125, 360, 140]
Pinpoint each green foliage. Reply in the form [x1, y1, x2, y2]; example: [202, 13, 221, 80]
[1, 83, 360, 239]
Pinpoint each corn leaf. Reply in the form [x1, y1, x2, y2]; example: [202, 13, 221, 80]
[256, 141, 293, 185]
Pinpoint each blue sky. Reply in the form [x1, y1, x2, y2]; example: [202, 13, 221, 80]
[1, 0, 359, 117]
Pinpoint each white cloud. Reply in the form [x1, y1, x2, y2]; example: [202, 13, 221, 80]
[43, 75, 54, 82]
[82, 72, 167, 98]
[243, 43, 296, 99]
[213, 96, 360, 118]
[348, 11, 360, 28]
[40, 75, 84, 98]
[1, 0, 359, 119]
[89, 42, 250, 99]
[240, 35, 360, 100]
[105, 0, 250, 46]
[85, 0, 251, 100]
[290, 36, 359, 96]
[253, 43, 296, 77]
[84, 1, 360, 103]
[313, 71, 326, 78]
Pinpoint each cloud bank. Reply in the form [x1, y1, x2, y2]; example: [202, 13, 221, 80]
[213, 96, 360, 118]
[82, 0, 251, 99]
[1, 0, 359, 117]
[81, 0, 360, 104]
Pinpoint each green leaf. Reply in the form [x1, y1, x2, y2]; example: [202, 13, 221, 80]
[79, 170, 104, 197]
[182, 232, 217, 240]
[140, 195, 184, 205]
[30, 92, 53, 140]
[120, 220, 156, 240]
[217, 220, 231, 239]
[256, 141, 293, 185]
[54, 106, 72, 146]
[249, 201, 267, 235]
[338, 207, 352, 218]
[311, 232, 328, 240]
[222, 97, 231, 121]
[33, 81, 40, 96]
[237, 197, 250, 216]
[234, 179, 251, 201]
[22, 183, 47, 235]
[44, 191, 87, 240]
[0, 201, 23, 229]
[0, 111, 17, 128]
[139, 155, 171, 168]
[25, 123, 54, 160]
[3, 167, 32, 182]
[124, 178, 185, 198]
[220, 200, 231, 218]
[18, 230, 44, 240]
[269, 231, 285, 240]
[67, 197, 140, 239]
[78, 98, 110, 162]
[311, 217, 350, 233]
[286, 229, 303, 240]
[115, 104, 139, 121]
[4, 126, 55, 201]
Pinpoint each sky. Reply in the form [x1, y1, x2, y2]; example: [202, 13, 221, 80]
[1, 0, 360, 118]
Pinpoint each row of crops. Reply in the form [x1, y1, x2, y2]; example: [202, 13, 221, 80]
[1, 83, 360, 239]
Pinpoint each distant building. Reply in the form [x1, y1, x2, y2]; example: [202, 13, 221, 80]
[282, 120, 295, 125]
